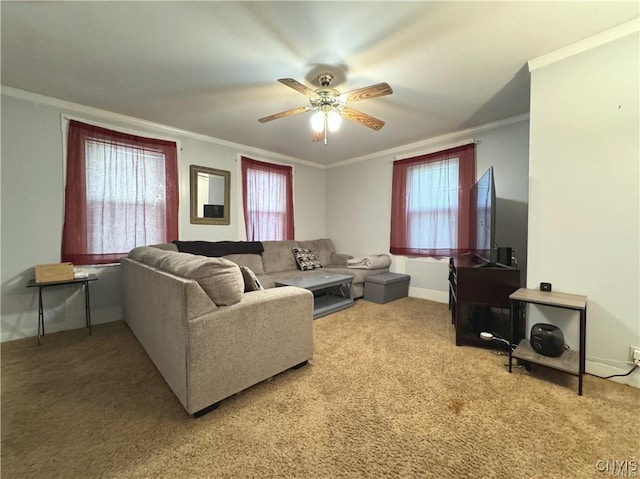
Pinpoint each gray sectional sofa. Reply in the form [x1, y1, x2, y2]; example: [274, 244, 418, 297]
[121, 238, 389, 416]
[197, 238, 389, 298]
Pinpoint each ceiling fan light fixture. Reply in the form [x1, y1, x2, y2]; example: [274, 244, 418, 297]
[311, 108, 341, 134]
[259, 74, 392, 142]
[310, 110, 325, 132]
[327, 109, 341, 132]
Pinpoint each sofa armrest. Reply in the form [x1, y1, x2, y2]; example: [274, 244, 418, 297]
[185, 286, 314, 413]
[330, 253, 354, 266]
[121, 257, 217, 410]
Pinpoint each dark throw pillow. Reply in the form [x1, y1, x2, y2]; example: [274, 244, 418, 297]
[292, 247, 322, 271]
[239, 265, 264, 292]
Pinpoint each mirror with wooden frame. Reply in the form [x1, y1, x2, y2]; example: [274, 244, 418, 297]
[190, 165, 230, 225]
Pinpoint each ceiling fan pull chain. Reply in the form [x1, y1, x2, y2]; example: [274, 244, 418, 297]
[324, 113, 328, 145]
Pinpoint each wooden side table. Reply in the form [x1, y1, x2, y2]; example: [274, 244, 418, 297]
[26, 275, 98, 345]
[508, 288, 587, 395]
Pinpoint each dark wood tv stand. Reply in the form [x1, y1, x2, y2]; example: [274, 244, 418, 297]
[448, 255, 522, 348]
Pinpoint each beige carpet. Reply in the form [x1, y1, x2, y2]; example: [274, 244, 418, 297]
[2, 297, 638, 478]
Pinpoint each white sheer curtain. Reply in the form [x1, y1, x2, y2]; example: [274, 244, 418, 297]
[62, 120, 178, 265]
[390, 143, 475, 257]
[241, 157, 294, 241]
[406, 158, 459, 250]
[85, 139, 167, 254]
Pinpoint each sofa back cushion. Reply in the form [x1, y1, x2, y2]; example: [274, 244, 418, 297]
[129, 245, 171, 265]
[261, 240, 299, 273]
[222, 253, 265, 275]
[297, 239, 335, 267]
[128, 247, 243, 306]
[150, 243, 178, 252]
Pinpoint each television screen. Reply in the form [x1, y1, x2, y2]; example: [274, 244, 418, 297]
[468, 167, 496, 263]
[203, 204, 224, 218]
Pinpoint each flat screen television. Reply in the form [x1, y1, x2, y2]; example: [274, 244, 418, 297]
[468, 166, 496, 265]
[203, 204, 224, 219]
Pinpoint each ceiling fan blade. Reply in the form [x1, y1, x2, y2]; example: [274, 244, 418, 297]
[340, 107, 385, 131]
[258, 106, 310, 123]
[278, 78, 320, 99]
[341, 82, 393, 102]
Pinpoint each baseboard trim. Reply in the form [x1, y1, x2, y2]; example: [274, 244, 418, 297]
[586, 360, 640, 389]
[408, 287, 448, 304]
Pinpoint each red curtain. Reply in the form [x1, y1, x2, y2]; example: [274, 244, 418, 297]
[62, 120, 178, 265]
[241, 156, 294, 241]
[390, 143, 475, 257]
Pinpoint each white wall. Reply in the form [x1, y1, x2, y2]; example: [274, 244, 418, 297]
[0, 91, 326, 341]
[325, 117, 530, 302]
[528, 32, 639, 383]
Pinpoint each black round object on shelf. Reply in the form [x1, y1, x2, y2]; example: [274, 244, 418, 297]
[530, 323, 565, 357]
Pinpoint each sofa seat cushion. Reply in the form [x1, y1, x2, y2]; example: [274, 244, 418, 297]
[129, 247, 243, 306]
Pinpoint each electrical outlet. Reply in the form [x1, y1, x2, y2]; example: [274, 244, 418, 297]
[629, 346, 640, 362]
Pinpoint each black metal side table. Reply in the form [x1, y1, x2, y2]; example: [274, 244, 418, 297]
[26, 275, 98, 345]
[508, 288, 587, 395]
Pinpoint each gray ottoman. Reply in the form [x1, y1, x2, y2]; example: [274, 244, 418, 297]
[364, 272, 410, 304]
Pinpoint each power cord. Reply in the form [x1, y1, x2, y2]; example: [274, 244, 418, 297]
[599, 362, 639, 379]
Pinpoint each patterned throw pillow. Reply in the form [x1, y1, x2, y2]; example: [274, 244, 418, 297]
[292, 247, 322, 271]
[239, 265, 264, 292]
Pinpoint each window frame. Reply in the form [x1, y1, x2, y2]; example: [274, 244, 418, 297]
[241, 156, 294, 241]
[61, 119, 179, 265]
[390, 143, 476, 257]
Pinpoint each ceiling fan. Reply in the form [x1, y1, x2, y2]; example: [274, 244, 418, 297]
[258, 73, 393, 144]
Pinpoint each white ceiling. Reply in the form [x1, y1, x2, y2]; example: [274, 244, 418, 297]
[2, 1, 638, 166]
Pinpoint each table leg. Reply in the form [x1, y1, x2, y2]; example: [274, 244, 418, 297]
[578, 306, 586, 396]
[508, 299, 514, 373]
[37, 287, 44, 345]
[84, 281, 92, 335]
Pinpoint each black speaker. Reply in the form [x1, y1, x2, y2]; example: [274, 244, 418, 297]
[497, 247, 512, 266]
[530, 323, 565, 357]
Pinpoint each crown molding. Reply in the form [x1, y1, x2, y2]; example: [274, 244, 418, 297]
[327, 113, 530, 169]
[2, 85, 530, 171]
[528, 18, 640, 72]
[0, 85, 322, 169]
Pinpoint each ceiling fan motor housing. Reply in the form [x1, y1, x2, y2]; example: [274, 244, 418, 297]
[310, 73, 342, 110]
[318, 73, 334, 87]
[311, 89, 342, 110]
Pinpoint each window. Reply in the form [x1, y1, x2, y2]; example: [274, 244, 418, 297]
[407, 159, 460, 249]
[390, 143, 475, 257]
[62, 120, 178, 265]
[241, 156, 294, 241]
